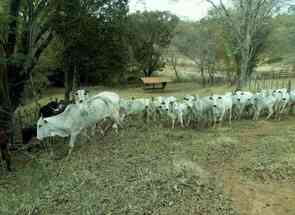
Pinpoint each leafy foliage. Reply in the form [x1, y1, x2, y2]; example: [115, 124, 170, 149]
[127, 11, 179, 77]
[50, 0, 129, 86]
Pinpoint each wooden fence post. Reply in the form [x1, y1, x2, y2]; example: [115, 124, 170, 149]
[262, 74, 266, 89]
[288, 80, 292, 92]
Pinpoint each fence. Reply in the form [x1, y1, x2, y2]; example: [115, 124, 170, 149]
[246, 71, 295, 92]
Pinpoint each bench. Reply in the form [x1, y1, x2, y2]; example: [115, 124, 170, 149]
[140, 77, 171, 90]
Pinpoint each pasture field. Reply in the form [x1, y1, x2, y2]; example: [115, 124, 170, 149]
[1, 82, 295, 215]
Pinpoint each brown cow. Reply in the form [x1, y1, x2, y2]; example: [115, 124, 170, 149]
[0, 128, 11, 171]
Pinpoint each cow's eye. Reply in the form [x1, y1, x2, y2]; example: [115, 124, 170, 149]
[44, 120, 48, 124]
[218, 96, 222, 99]
[75, 93, 78, 96]
[209, 97, 213, 100]
[241, 92, 244, 95]
[39, 125, 42, 128]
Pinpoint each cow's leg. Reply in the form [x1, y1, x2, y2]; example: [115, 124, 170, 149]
[219, 110, 225, 128]
[238, 106, 245, 120]
[253, 108, 259, 121]
[266, 107, 274, 120]
[57, 133, 78, 177]
[213, 115, 217, 129]
[172, 118, 175, 129]
[229, 108, 232, 126]
[68, 134, 78, 156]
[186, 116, 191, 128]
[234, 106, 240, 120]
[112, 123, 118, 134]
[113, 109, 123, 130]
[179, 114, 184, 128]
[81, 129, 92, 142]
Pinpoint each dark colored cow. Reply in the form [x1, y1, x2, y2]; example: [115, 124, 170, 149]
[39, 100, 66, 118]
[22, 124, 37, 145]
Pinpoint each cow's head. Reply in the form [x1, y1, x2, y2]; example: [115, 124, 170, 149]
[37, 117, 69, 140]
[73, 89, 90, 104]
[36, 117, 50, 140]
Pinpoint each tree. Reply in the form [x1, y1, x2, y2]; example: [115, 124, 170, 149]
[51, 0, 129, 102]
[165, 44, 180, 80]
[127, 11, 179, 77]
[263, 8, 295, 67]
[174, 20, 219, 86]
[206, 0, 283, 88]
[0, 0, 54, 169]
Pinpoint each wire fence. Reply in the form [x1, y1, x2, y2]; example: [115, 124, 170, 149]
[246, 71, 295, 92]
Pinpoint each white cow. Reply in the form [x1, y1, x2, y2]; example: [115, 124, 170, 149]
[232, 91, 253, 119]
[74, 89, 120, 107]
[210, 93, 233, 127]
[74, 90, 121, 132]
[119, 98, 150, 121]
[37, 95, 121, 155]
[155, 96, 177, 119]
[271, 89, 290, 119]
[250, 93, 277, 120]
[192, 96, 214, 127]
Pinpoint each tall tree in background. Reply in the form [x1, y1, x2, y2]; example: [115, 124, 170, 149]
[127, 11, 179, 77]
[51, 0, 129, 102]
[206, 0, 283, 88]
[174, 20, 219, 86]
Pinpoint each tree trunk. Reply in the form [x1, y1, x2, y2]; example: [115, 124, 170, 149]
[200, 63, 206, 87]
[72, 64, 79, 91]
[0, 59, 13, 171]
[64, 68, 74, 104]
[238, 29, 251, 89]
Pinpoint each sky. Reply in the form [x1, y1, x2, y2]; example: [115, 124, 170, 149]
[129, 0, 211, 21]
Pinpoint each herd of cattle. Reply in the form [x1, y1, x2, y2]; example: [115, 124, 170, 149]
[20, 88, 295, 155]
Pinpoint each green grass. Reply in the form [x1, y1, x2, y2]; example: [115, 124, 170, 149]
[32, 82, 234, 102]
[2, 82, 295, 215]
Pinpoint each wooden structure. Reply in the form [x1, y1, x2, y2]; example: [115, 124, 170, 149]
[140, 77, 171, 90]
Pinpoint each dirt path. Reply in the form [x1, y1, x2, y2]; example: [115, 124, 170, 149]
[222, 167, 295, 215]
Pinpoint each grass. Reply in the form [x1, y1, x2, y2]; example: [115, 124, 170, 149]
[1, 82, 295, 215]
[30, 82, 234, 103]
